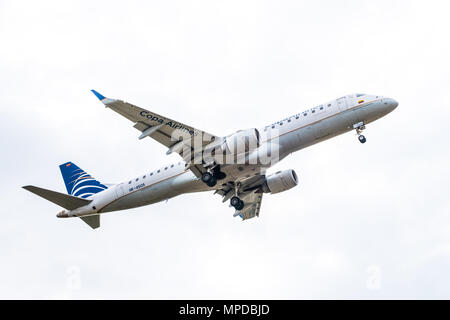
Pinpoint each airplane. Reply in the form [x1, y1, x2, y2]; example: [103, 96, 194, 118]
[23, 91, 398, 229]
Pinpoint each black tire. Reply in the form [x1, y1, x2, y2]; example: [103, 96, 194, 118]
[215, 171, 227, 180]
[201, 172, 213, 183]
[206, 176, 217, 187]
[230, 196, 241, 208]
[235, 200, 245, 211]
[359, 135, 367, 144]
[212, 166, 227, 180]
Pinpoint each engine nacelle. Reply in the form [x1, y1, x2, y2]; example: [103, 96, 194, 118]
[263, 169, 299, 194]
[224, 128, 260, 155]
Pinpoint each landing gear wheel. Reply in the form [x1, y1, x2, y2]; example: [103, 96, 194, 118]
[230, 196, 241, 208]
[212, 166, 227, 180]
[230, 197, 245, 210]
[206, 176, 217, 187]
[202, 172, 217, 187]
[215, 171, 227, 180]
[354, 123, 367, 144]
[358, 135, 367, 144]
[201, 172, 213, 183]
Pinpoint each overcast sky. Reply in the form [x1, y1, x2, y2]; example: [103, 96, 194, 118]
[1, 0, 450, 299]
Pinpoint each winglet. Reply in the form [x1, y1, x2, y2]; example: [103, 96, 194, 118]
[91, 89, 106, 101]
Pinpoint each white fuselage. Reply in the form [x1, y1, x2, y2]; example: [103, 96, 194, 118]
[64, 94, 398, 218]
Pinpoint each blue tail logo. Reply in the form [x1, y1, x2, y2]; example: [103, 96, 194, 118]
[59, 162, 108, 198]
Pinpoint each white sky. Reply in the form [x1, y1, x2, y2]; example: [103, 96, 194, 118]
[1, 0, 450, 299]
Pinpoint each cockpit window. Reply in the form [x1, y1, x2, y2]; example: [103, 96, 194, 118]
[356, 93, 365, 97]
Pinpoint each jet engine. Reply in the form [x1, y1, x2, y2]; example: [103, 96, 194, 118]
[262, 169, 299, 194]
[223, 128, 261, 155]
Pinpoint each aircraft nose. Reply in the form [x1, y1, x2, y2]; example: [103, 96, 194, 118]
[391, 98, 399, 109]
[384, 98, 399, 111]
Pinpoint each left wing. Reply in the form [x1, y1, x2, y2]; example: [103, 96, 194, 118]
[91, 90, 220, 177]
[233, 191, 263, 220]
[215, 174, 265, 221]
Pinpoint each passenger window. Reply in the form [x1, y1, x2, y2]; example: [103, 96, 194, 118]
[128, 181, 131, 184]
[303, 113, 307, 116]
[170, 164, 174, 168]
[157, 170, 160, 173]
[271, 125, 275, 129]
[328, 104, 331, 107]
[135, 178, 139, 181]
[312, 110, 316, 113]
[320, 106, 324, 110]
[164, 167, 168, 170]
[143, 175, 146, 179]
[150, 173, 153, 176]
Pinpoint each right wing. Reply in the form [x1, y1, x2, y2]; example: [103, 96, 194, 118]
[91, 90, 220, 177]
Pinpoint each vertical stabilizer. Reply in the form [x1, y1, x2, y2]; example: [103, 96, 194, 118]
[59, 162, 108, 199]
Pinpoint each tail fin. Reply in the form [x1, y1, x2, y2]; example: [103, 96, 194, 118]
[59, 162, 108, 199]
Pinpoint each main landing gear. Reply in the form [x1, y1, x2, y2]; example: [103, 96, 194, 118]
[230, 196, 245, 210]
[229, 182, 244, 211]
[354, 122, 367, 144]
[201, 172, 217, 187]
[201, 166, 227, 188]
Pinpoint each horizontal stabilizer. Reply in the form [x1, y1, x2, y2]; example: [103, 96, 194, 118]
[80, 215, 100, 229]
[23, 185, 91, 210]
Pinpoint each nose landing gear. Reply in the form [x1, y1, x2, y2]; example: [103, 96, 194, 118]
[354, 122, 367, 144]
[358, 135, 367, 144]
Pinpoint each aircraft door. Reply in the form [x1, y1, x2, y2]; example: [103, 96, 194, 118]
[337, 97, 347, 111]
[115, 183, 125, 199]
